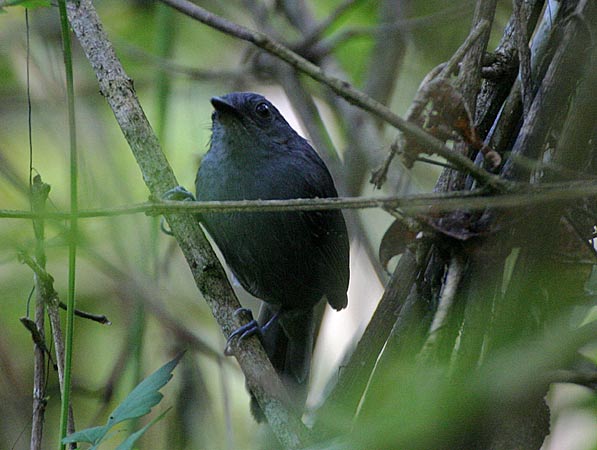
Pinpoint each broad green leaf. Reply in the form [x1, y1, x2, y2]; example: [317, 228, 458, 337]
[107, 353, 183, 427]
[62, 354, 183, 447]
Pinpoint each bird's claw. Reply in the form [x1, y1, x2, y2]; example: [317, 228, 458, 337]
[162, 185, 196, 202]
[160, 186, 196, 236]
[224, 308, 281, 356]
[224, 308, 261, 356]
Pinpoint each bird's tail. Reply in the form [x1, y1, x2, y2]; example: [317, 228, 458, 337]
[249, 304, 316, 422]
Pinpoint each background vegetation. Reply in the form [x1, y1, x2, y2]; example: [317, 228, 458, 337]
[0, 0, 596, 449]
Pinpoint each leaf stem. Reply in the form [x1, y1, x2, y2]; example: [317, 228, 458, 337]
[57, 0, 78, 447]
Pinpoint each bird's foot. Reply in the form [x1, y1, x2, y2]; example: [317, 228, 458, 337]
[160, 186, 196, 235]
[163, 185, 196, 202]
[225, 308, 258, 355]
[224, 308, 280, 356]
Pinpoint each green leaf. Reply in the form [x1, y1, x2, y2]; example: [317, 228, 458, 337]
[115, 408, 171, 450]
[62, 425, 108, 445]
[107, 352, 184, 428]
[62, 353, 183, 447]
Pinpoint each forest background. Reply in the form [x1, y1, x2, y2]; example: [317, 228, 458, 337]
[0, 0, 596, 449]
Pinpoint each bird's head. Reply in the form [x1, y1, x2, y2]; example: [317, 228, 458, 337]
[209, 92, 300, 153]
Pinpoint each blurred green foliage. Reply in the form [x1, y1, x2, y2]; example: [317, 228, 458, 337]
[0, 1, 595, 449]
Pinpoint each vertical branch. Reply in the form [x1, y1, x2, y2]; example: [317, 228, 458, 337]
[30, 176, 50, 450]
[503, 0, 596, 181]
[47, 302, 76, 449]
[18, 252, 76, 449]
[436, 0, 498, 193]
[485, 0, 555, 157]
[513, 0, 533, 115]
[475, 0, 545, 138]
[457, 0, 498, 107]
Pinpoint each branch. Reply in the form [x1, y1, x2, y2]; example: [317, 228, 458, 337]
[457, 0, 498, 108]
[160, 0, 507, 191]
[29, 175, 49, 450]
[417, 253, 465, 364]
[476, 0, 545, 138]
[19, 252, 111, 325]
[19, 239, 77, 446]
[314, 249, 419, 432]
[502, 0, 597, 181]
[65, 1, 308, 446]
[371, 19, 491, 188]
[7, 179, 597, 220]
[512, 0, 533, 115]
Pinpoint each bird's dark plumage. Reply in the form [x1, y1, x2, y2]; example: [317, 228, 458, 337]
[195, 92, 349, 420]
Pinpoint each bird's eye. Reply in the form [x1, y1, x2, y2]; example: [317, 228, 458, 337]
[254, 102, 271, 119]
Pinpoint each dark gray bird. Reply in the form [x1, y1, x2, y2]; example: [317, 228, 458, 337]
[195, 92, 349, 421]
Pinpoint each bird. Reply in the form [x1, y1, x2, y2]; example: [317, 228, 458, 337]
[195, 92, 349, 421]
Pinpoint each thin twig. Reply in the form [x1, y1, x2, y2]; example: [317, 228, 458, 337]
[442, 20, 491, 79]
[415, 157, 459, 170]
[7, 179, 597, 220]
[21, 317, 53, 361]
[19, 252, 112, 324]
[18, 253, 58, 304]
[46, 300, 76, 445]
[58, 301, 111, 324]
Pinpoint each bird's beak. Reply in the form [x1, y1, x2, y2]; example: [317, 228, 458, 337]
[211, 96, 240, 117]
